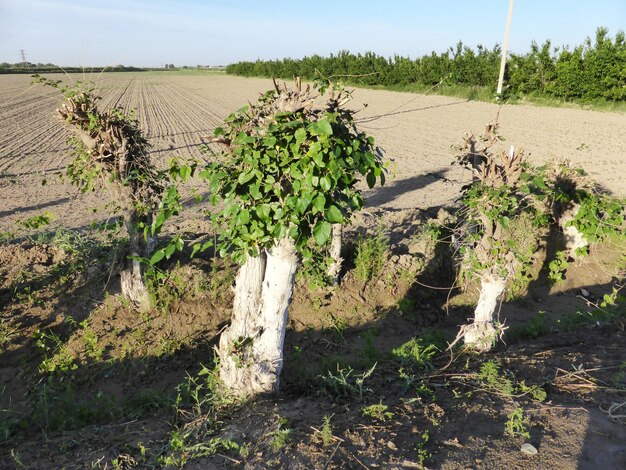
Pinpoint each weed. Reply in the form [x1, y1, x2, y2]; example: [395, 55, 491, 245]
[361, 401, 394, 422]
[18, 211, 55, 230]
[505, 407, 531, 438]
[397, 296, 416, 315]
[398, 267, 417, 284]
[359, 328, 380, 363]
[80, 320, 104, 361]
[477, 361, 515, 396]
[517, 381, 547, 402]
[415, 431, 431, 467]
[476, 360, 547, 401]
[33, 329, 77, 373]
[319, 415, 334, 446]
[0, 320, 19, 348]
[175, 363, 238, 424]
[0, 231, 15, 244]
[29, 381, 116, 433]
[158, 365, 240, 466]
[270, 417, 292, 452]
[354, 230, 389, 283]
[147, 267, 187, 314]
[327, 312, 348, 342]
[159, 433, 238, 467]
[507, 311, 550, 341]
[392, 332, 447, 371]
[155, 336, 182, 357]
[318, 363, 376, 399]
[548, 251, 569, 284]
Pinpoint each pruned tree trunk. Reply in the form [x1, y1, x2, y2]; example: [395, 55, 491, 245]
[558, 203, 588, 258]
[119, 209, 153, 312]
[218, 237, 299, 397]
[461, 272, 506, 352]
[327, 224, 343, 285]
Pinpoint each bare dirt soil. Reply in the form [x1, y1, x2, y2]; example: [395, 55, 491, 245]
[0, 72, 625, 469]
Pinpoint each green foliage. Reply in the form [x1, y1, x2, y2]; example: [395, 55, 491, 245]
[354, 230, 389, 283]
[33, 329, 77, 374]
[477, 361, 547, 401]
[18, 211, 55, 230]
[199, 81, 385, 263]
[318, 363, 376, 399]
[415, 431, 431, 467]
[319, 415, 334, 446]
[569, 191, 625, 243]
[505, 407, 531, 439]
[33, 75, 195, 276]
[227, 27, 626, 103]
[548, 251, 569, 284]
[478, 361, 515, 396]
[361, 401, 394, 422]
[391, 334, 444, 372]
[269, 417, 292, 452]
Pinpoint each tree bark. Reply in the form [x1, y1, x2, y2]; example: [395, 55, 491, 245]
[558, 203, 588, 258]
[119, 209, 153, 312]
[327, 224, 343, 285]
[218, 237, 299, 397]
[462, 273, 506, 352]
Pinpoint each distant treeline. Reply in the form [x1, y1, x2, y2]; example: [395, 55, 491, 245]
[0, 63, 146, 74]
[227, 27, 626, 102]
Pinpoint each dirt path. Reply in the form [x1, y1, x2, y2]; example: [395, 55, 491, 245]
[1, 72, 625, 232]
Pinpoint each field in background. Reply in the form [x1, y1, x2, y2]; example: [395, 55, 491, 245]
[1, 71, 625, 233]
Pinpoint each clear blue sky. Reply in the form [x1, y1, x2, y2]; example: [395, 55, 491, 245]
[1, 0, 624, 67]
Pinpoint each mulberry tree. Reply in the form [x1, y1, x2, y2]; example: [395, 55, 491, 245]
[202, 79, 385, 396]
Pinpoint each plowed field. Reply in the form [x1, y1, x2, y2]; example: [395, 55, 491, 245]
[1, 71, 625, 231]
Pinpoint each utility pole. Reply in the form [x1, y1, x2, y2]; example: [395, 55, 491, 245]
[20, 49, 27, 63]
[496, 0, 515, 97]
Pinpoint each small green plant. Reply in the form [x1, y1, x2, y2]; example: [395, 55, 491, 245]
[548, 251, 569, 284]
[359, 328, 380, 364]
[80, 320, 103, 361]
[361, 401, 394, 422]
[505, 407, 531, 438]
[518, 381, 547, 402]
[270, 417, 292, 452]
[318, 363, 376, 399]
[392, 332, 447, 371]
[327, 312, 348, 342]
[0, 320, 19, 348]
[18, 211, 55, 230]
[319, 415, 334, 446]
[415, 431, 431, 468]
[33, 329, 77, 373]
[477, 361, 515, 396]
[508, 311, 550, 341]
[397, 296, 416, 315]
[354, 230, 389, 283]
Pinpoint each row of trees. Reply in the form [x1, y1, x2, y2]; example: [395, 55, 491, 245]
[41, 72, 624, 399]
[227, 27, 626, 101]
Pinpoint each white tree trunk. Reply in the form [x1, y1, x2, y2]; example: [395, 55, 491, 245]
[218, 237, 299, 397]
[558, 203, 588, 258]
[327, 224, 343, 285]
[462, 273, 506, 352]
[120, 213, 153, 312]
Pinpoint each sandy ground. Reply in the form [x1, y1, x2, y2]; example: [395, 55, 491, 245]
[1, 72, 625, 232]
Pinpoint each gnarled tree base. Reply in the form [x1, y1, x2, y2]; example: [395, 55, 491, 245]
[218, 237, 299, 397]
[460, 274, 506, 352]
